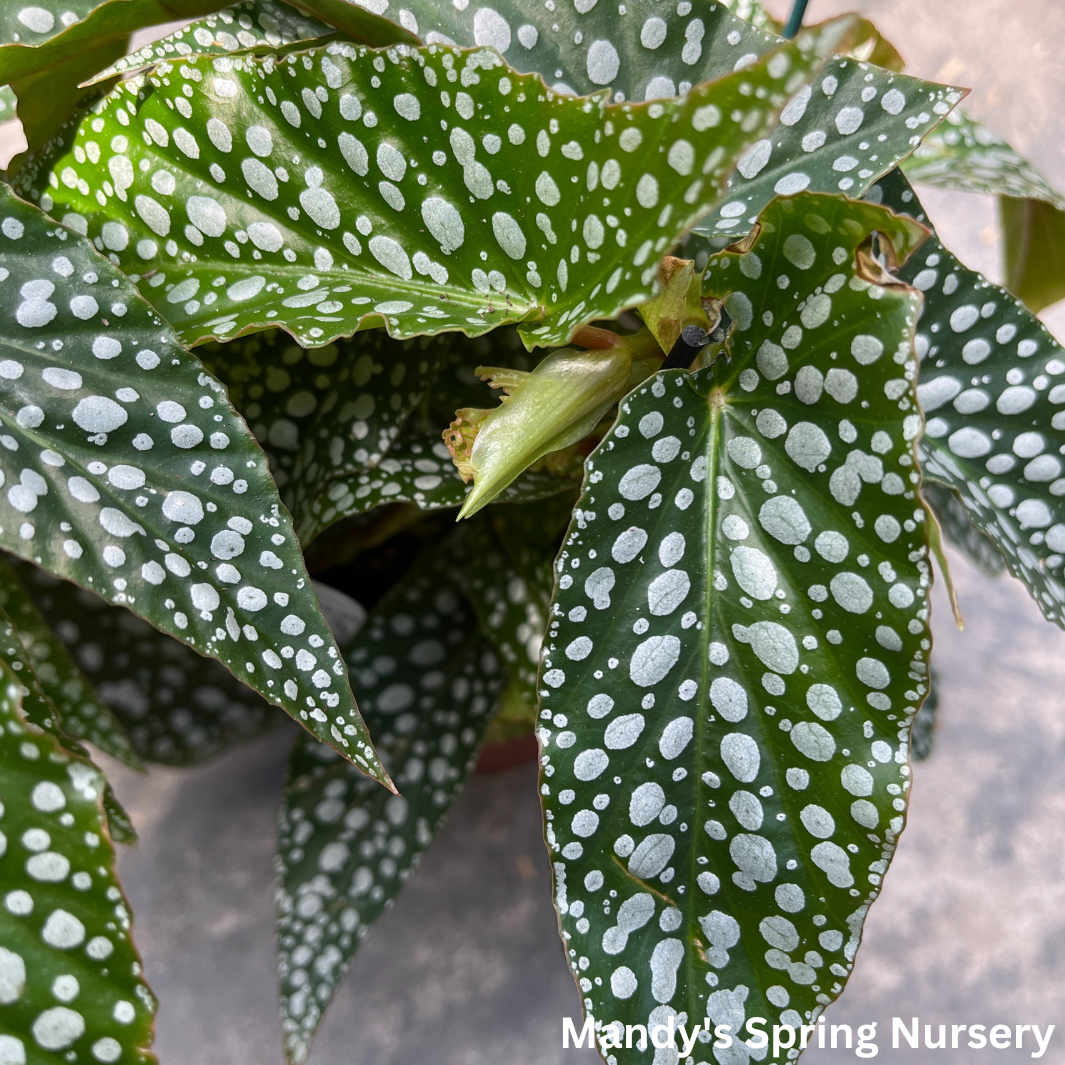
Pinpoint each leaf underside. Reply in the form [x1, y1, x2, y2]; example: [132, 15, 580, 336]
[16, 33, 830, 350]
[0, 661, 157, 1065]
[0, 183, 387, 782]
[873, 170, 1065, 628]
[900, 108, 1065, 315]
[276, 537, 503, 1063]
[538, 194, 931, 1057]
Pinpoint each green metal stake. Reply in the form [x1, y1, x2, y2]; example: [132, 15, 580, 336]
[783, 0, 810, 38]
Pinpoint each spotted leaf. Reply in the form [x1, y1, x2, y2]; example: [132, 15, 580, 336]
[392, 0, 958, 244]
[0, 553, 140, 769]
[0, 659, 156, 1065]
[16, 30, 841, 350]
[306, 420, 582, 537]
[538, 193, 932, 1055]
[873, 169, 1065, 628]
[901, 109, 1065, 313]
[199, 327, 450, 540]
[15, 560, 280, 766]
[276, 541, 503, 1064]
[467, 496, 569, 713]
[921, 481, 1006, 579]
[86, 0, 342, 86]
[0, 185, 390, 784]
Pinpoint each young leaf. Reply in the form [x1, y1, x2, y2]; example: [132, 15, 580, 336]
[198, 328, 450, 540]
[0, 185, 389, 783]
[275, 541, 504, 1064]
[901, 109, 1065, 313]
[17, 31, 839, 350]
[0, 553, 141, 769]
[0, 659, 156, 1065]
[86, 0, 341, 86]
[16, 560, 280, 765]
[538, 193, 931, 1055]
[874, 170, 1065, 628]
[394, 0, 958, 243]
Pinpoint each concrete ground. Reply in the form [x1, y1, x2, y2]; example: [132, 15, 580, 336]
[4, 1, 1065, 1062]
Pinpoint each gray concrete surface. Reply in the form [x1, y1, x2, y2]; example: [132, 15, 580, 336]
[6, 1, 1065, 1062]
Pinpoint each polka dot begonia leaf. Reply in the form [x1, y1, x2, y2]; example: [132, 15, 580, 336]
[301, 420, 581, 539]
[276, 540, 503, 1064]
[902, 108, 1065, 211]
[0, 591, 137, 847]
[920, 481, 1006, 579]
[388, 0, 961, 243]
[86, 1, 341, 87]
[900, 108, 1065, 315]
[537, 192, 933, 1058]
[15, 30, 841, 351]
[198, 328, 452, 541]
[871, 169, 1065, 630]
[467, 495, 571, 711]
[0, 659, 157, 1065]
[0, 184, 390, 787]
[200, 328, 453, 536]
[0, 553, 141, 770]
[0, 1, 101, 52]
[15, 559, 281, 766]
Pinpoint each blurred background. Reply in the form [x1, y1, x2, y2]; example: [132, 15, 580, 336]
[3, 1, 1065, 1061]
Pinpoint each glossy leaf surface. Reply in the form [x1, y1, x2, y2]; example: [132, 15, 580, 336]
[539, 194, 931, 1054]
[0, 554, 140, 768]
[18, 33, 835, 349]
[875, 170, 1065, 627]
[17, 562, 279, 765]
[0, 660, 156, 1065]
[276, 541, 503, 1063]
[396, 0, 958, 243]
[0, 186, 387, 782]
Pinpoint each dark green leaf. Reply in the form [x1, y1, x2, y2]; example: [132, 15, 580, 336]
[198, 327, 451, 540]
[309, 419, 581, 535]
[17, 32, 838, 349]
[538, 193, 931, 1055]
[467, 495, 569, 706]
[901, 109, 1065, 314]
[276, 539, 503, 1064]
[0, 553, 141, 769]
[920, 481, 1005, 578]
[0, 658, 156, 1064]
[393, 0, 958, 243]
[902, 109, 1065, 208]
[875, 170, 1065, 627]
[0, 584, 138, 846]
[16, 561, 280, 765]
[0, 186, 388, 783]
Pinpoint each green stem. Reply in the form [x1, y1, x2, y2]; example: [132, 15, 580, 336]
[783, 0, 810, 38]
